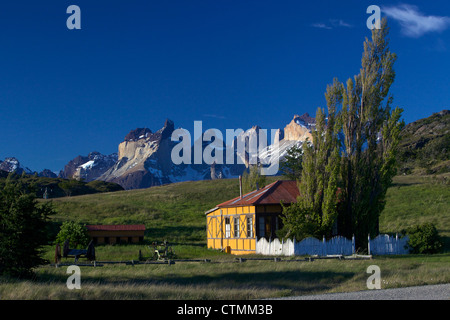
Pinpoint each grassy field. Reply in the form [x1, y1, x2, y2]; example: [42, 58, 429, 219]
[1, 254, 448, 300]
[44, 178, 249, 244]
[1, 174, 449, 300]
[380, 173, 450, 249]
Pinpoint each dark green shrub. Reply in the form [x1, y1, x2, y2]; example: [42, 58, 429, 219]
[55, 221, 90, 249]
[406, 223, 443, 254]
[0, 182, 53, 277]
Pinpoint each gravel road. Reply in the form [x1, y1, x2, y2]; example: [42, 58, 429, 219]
[276, 283, 450, 300]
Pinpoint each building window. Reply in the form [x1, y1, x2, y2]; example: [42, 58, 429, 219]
[225, 217, 231, 238]
[247, 216, 253, 238]
[234, 216, 240, 238]
[259, 216, 272, 239]
[258, 217, 264, 238]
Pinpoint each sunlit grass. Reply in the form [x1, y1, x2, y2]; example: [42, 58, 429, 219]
[2, 174, 448, 300]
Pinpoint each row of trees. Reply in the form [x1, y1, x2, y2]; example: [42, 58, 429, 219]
[281, 19, 405, 249]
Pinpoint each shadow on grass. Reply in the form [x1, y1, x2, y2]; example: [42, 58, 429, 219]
[33, 267, 355, 296]
[152, 270, 355, 293]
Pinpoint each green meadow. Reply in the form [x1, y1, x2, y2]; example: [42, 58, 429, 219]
[0, 174, 449, 299]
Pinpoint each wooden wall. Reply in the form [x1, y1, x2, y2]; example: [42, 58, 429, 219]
[206, 206, 256, 254]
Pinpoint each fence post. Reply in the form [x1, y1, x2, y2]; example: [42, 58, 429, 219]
[293, 237, 296, 256]
[368, 234, 371, 255]
[352, 234, 355, 254]
[396, 233, 399, 255]
[323, 235, 326, 256]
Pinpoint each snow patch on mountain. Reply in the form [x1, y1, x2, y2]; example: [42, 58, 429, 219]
[0, 157, 33, 175]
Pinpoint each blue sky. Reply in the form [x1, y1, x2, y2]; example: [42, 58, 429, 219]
[0, 0, 449, 172]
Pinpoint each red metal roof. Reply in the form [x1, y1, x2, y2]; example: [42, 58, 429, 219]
[216, 180, 299, 208]
[85, 224, 145, 231]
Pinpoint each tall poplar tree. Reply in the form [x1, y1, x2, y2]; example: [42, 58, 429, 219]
[338, 19, 404, 248]
[282, 19, 404, 248]
[281, 79, 341, 240]
[241, 164, 267, 194]
[280, 143, 303, 181]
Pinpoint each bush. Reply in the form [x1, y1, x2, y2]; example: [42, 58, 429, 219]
[406, 223, 443, 254]
[55, 221, 90, 249]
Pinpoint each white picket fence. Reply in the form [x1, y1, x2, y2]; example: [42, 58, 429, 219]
[256, 235, 355, 256]
[369, 234, 410, 255]
[256, 234, 410, 256]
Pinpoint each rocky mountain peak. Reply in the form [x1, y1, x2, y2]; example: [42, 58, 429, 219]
[39, 169, 58, 178]
[156, 118, 175, 140]
[0, 157, 33, 175]
[59, 151, 118, 181]
[123, 119, 175, 144]
[283, 113, 314, 141]
[292, 113, 316, 128]
[124, 128, 153, 142]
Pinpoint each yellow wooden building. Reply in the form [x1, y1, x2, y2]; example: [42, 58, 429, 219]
[205, 180, 299, 254]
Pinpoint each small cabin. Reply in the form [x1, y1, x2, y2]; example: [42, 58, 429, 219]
[205, 180, 299, 254]
[86, 224, 145, 244]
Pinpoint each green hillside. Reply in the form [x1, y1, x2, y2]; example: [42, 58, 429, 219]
[397, 110, 450, 175]
[46, 178, 276, 244]
[45, 174, 449, 250]
[380, 173, 450, 250]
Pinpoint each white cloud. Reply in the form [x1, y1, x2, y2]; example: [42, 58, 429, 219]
[311, 23, 332, 30]
[383, 4, 450, 38]
[330, 19, 353, 28]
[311, 19, 352, 30]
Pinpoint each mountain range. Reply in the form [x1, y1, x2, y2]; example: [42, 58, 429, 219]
[1, 110, 447, 190]
[0, 114, 315, 190]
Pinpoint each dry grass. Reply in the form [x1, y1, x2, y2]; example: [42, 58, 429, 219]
[2, 174, 448, 300]
[1, 254, 449, 300]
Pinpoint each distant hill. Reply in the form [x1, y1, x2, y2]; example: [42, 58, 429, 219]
[0, 171, 124, 199]
[397, 110, 450, 175]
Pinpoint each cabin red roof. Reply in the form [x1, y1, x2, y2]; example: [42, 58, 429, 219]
[85, 224, 145, 231]
[216, 180, 299, 208]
